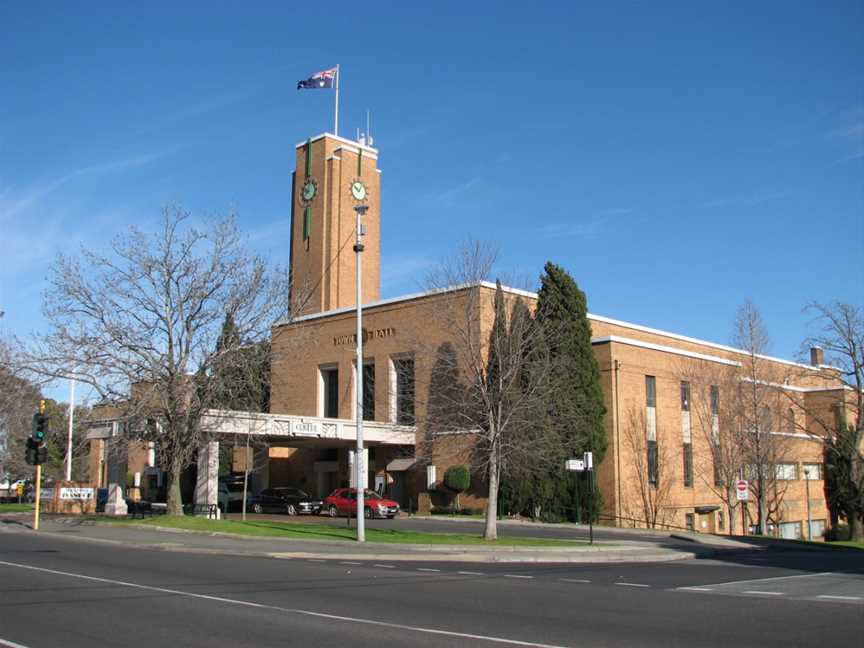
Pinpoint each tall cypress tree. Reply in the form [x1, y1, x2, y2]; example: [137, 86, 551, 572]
[533, 262, 607, 521]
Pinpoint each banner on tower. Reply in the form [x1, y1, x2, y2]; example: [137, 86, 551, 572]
[297, 67, 337, 90]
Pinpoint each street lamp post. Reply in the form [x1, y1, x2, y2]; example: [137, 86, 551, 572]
[354, 204, 368, 543]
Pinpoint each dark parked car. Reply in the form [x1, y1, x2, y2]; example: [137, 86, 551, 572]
[250, 487, 323, 515]
[323, 488, 400, 519]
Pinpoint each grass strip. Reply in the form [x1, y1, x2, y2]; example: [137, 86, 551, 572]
[98, 515, 591, 547]
[0, 503, 35, 513]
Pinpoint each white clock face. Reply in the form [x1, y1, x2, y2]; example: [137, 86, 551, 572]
[351, 181, 367, 201]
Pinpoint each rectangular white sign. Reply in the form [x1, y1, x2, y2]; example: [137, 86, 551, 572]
[60, 487, 94, 500]
[292, 421, 321, 437]
[565, 459, 585, 471]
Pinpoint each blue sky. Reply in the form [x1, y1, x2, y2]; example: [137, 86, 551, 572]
[1, 2, 862, 401]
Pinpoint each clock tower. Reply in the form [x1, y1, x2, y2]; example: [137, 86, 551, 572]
[289, 133, 381, 316]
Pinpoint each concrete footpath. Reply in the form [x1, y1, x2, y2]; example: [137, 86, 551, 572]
[0, 513, 718, 563]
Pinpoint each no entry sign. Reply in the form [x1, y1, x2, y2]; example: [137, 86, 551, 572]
[735, 479, 749, 501]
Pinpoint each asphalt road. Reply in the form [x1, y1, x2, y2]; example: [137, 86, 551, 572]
[0, 529, 862, 648]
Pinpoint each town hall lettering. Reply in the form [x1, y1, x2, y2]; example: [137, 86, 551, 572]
[333, 327, 396, 346]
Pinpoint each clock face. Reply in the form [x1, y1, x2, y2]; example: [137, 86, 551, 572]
[351, 180, 367, 201]
[300, 178, 317, 204]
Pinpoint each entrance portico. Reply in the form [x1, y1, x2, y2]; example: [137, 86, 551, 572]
[88, 409, 415, 514]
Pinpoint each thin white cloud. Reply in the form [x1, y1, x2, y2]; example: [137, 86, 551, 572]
[698, 190, 786, 209]
[541, 208, 633, 238]
[0, 152, 166, 221]
[435, 177, 482, 207]
[832, 150, 864, 165]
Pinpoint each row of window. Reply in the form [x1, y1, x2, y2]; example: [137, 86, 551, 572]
[648, 376, 801, 432]
[644, 375, 822, 488]
[320, 357, 415, 425]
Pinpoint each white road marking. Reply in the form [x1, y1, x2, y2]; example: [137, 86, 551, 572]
[417, 568, 440, 572]
[0, 638, 31, 648]
[692, 571, 834, 589]
[615, 583, 650, 588]
[340, 561, 362, 565]
[504, 575, 534, 580]
[559, 578, 591, 584]
[0, 560, 573, 648]
[458, 571, 484, 576]
[676, 587, 713, 592]
[373, 564, 395, 569]
[817, 595, 863, 601]
[742, 591, 785, 596]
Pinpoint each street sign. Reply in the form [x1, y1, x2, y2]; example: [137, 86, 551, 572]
[735, 479, 749, 501]
[565, 459, 585, 472]
[583, 451, 593, 470]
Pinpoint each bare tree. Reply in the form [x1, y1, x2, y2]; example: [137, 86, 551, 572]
[24, 207, 289, 515]
[680, 360, 744, 535]
[620, 406, 675, 529]
[802, 301, 864, 540]
[421, 242, 560, 540]
[731, 300, 793, 535]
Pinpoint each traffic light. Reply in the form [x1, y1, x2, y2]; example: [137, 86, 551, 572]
[25, 438, 38, 465]
[36, 445, 48, 464]
[32, 413, 50, 443]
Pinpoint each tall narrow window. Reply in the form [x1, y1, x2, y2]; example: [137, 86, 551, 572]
[362, 363, 375, 421]
[681, 381, 692, 487]
[646, 375, 656, 408]
[646, 376, 658, 487]
[680, 381, 690, 412]
[787, 408, 796, 432]
[710, 385, 721, 486]
[394, 358, 415, 425]
[322, 367, 339, 418]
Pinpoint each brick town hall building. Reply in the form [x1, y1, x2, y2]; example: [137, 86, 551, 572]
[89, 132, 854, 538]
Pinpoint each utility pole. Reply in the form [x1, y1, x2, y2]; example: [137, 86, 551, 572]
[354, 203, 368, 542]
[65, 372, 76, 481]
[804, 468, 812, 541]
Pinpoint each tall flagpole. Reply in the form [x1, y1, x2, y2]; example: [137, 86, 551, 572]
[334, 64, 340, 137]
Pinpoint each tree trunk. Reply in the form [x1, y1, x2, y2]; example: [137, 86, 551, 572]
[758, 483, 768, 536]
[484, 446, 499, 541]
[166, 459, 184, 516]
[727, 502, 737, 537]
[851, 514, 864, 542]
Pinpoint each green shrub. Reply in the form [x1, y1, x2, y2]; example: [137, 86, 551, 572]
[444, 465, 470, 493]
[443, 465, 471, 511]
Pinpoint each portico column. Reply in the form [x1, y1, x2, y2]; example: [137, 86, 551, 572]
[194, 440, 219, 517]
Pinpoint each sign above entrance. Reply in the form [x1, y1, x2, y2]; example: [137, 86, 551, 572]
[291, 421, 321, 437]
[333, 327, 396, 346]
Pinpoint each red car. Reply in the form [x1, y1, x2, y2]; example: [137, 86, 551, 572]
[323, 488, 400, 519]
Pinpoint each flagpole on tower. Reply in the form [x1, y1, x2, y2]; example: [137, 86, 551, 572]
[334, 64, 340, 137]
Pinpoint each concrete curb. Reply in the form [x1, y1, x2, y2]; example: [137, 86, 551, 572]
[1, 517, 707, 564]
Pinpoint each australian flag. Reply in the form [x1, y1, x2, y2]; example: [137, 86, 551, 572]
[297, 67, 337, 90]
